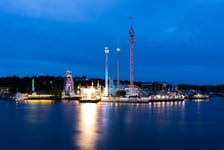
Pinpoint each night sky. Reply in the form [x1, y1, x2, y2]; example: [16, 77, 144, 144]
[1, 0, 224, 84]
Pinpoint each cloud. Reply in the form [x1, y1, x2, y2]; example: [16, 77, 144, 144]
[0, 0, 119, 21]
[194, 0, 224, 4]
[0, 58, 72, 76]
[0, 55, 105, 78]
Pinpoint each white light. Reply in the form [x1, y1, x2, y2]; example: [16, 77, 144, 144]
[104, 46, 109, 53]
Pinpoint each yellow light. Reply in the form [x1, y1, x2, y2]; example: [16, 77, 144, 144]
[25, 99, 55, 104]
[75, 103, 98, 149]
[81, 87, 100, 100]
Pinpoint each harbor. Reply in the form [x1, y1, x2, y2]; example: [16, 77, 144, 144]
[3, 72, 214, 103]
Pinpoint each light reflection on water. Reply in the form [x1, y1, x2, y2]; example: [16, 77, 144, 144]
[74, 103, 99, 150]
[149, 101, 185, 108]
[23, 99, 56, 104]
[1, 98, 224, 150]
[21, 100, 54, 124]
[72, 101, 187, 149]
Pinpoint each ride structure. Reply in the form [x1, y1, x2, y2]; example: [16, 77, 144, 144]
[61, 70, 76, 99]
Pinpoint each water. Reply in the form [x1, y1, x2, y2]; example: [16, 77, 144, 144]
[1, 98, 224, 150]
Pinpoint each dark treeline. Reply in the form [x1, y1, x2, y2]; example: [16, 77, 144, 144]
[178, 84, 224, 95]
[0, 75, 64, 94]
[1, 76, 224, 96]
[0, 75, 105, 94]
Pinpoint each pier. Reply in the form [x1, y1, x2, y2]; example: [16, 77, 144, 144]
[100, 96, 184, 103]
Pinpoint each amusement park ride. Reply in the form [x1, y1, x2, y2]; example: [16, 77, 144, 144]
[61, 71, 100, 102]
[61, 71, 76, 99]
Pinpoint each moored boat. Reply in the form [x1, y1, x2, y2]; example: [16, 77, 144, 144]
[27, 92, 53, 100]
[13, 92, 28, 101]
[79, 98, 101, 103]
[79, 86, 101, 103]
[188, 93, 209, 99]
[148, 91, 185, 102]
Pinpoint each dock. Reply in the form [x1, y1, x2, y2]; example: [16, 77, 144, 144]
[100, 95, 185, 103]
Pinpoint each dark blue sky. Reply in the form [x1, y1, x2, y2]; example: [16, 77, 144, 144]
[1, 0, 224, 84]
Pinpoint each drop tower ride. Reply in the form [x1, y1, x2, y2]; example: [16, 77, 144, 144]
[129, 25, 135, 93]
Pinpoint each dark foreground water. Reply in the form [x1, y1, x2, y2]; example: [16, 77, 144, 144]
[1, 98, 224, 150]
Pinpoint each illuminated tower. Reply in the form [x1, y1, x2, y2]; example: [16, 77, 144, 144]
[104, 46, 109, 96]
[32, 78, 35, 92]
[116, 48, 120, 90]
[129, 26, 135, 89]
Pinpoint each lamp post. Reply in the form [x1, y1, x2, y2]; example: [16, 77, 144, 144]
[104, 46, 109, 96]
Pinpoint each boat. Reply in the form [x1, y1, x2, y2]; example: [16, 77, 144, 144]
[79, 88, 101, 103]
[79, 94, 101, 103]
[13, 92, 53, 101]
[24, 78, 53, 100]
[187, 93, 209, 99]
[61, 91, 82, 100]
[79, 86, 101, 103]
[148, 91, 185, 102]
[79, 98, 101, 103]
[13, 92, 28, 101]
[27, 92, 53, 100]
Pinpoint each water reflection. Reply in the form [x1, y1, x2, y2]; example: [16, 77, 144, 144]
[149, 101, 186, 130]
[150, 101, 185, 110]
[20, 100, 54, 124]
[191, 99, 209, 102]
[23, 99, 56, 104]
[61, 100, 79, 103]
[74, 103, 99, 150]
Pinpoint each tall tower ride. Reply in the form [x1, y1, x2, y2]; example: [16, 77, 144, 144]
[116, 48, 120, 90]
[129, 26, 135, 89]
[104, 46, 109, 96]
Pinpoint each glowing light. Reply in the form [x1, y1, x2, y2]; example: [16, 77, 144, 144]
[25, 99, 55, 104]
[81, 87, 100, 100]
[104, 47, 109, 54]
[75, 104, 98, 149]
